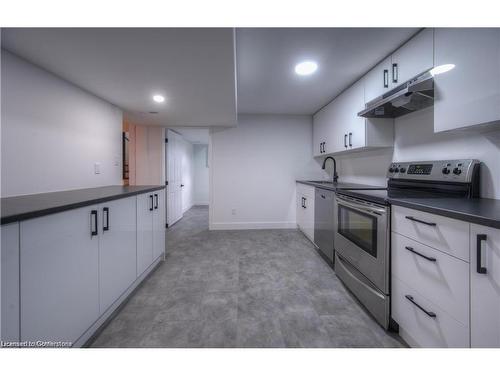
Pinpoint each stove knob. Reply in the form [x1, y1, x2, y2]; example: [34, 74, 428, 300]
[453, 167, 462, 175]
[388, 167, 395, 173]
[394, 167, 400, 173]
[442, 167, 450, 175]
[399, 167, 406, 173]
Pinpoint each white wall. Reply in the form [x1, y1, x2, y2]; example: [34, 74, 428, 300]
[1, 50, 123, 197]
[193, 144, 209, 205]
[210, 114, 325, 230]
[180, 138, 194, 212]
[332, 107, 500, 199]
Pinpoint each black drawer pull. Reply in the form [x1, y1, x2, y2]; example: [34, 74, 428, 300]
[476, 234, 487, 274]
[90, 210, 98, 237]
[405, 246, 436, 262]
[154, 193, 159, 209]
[149, 195, 154, 211]
[405, 295, 436, 318]
[321, 194, 326, 199]
[383, 69, 389, 88]
[405, 216, 436, 226]
[103, 207, 109, 231]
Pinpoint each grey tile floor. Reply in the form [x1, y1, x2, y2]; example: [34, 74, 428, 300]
[91, 205, 405, 348]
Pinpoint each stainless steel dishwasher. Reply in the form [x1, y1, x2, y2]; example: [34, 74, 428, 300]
[314, 188, 335, 263]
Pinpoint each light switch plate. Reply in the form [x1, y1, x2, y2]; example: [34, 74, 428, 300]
[94, 162, 101, 174]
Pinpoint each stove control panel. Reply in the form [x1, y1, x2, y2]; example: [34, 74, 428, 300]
[387, 159, 480, 182]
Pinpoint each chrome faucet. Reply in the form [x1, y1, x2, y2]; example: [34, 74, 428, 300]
[322, 156, 339, 184]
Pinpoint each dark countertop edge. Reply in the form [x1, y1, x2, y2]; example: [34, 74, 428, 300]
[296, 180, 386, 191]
[389, 199, 500, 230]
[1, 185, 165, 225]
[296, 180, 337, 191]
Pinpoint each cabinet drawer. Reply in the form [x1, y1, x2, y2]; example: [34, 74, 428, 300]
[391, 277, 469, 348]
[297, 183, 315, 198]
[392, 232, 469, 325]
[391, 205, 469, 262]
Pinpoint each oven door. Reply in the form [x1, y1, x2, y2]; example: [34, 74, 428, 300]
[334, 194, 389, 293]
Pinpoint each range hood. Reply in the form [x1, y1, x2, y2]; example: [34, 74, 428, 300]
[358, 70, 434, 118]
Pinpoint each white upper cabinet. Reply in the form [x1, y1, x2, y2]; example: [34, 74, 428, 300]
[335, 80, 366, 150]
[364, 56, 392, 103]
[391, 28, 434, 86]
[434, 28, 500, 132]
[312, 79, 394, 157]
[470, 224, 500, 348]
[312, 103, 330, 157]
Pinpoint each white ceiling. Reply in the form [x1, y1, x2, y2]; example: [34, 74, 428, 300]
[236, 28, 419, 114]
[1, 28, 237, 127]
[171, 128, 209, 144]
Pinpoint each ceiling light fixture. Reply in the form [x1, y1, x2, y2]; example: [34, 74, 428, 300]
[430, 64, 455, 76]
[152, 94, 165, 103]
[295, 61, 318, 76]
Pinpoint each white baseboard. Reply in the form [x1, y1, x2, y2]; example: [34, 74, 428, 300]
[210, 221, 297, 230]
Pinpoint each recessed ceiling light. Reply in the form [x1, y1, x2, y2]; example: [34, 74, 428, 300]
[152, 94, 165, 103]
[295, 61, 318, 76]
[430, 64, 455, 76]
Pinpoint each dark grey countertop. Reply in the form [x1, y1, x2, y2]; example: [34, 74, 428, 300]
[296, 180, 385, 191]
[298, 180, 500, 229]
[1, 185, 165, 225]
[389, 197, 500, 230]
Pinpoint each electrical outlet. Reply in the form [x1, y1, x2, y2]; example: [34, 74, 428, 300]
[231, 208, 236, 216]
[94, 162, 101, 174]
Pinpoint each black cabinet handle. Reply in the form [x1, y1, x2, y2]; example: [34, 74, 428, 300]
[383, 69, 389, 88]
[103, 207, 109, 231]
[149, 195, 154, 211]
[154, 193, 159, 210]
[91, 210, 98, 237]
[321, 194, 326, 199]
[392, 63, 398, 83]
[405, 295, 436, 318]
[476, 234, 488, 274]
[322, 142, 325, 153]
[405, 216, 436, 226]
[303, 197, 307, 209]
[405, 246, 436, 262]
[319, 143, 322, 154]
[348, 132, 352, 147]
[344, 134, 348, 148]
[180, 184, 184, 188]
[301, 197, 305, 208]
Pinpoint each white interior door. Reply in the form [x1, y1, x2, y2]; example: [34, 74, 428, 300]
[166, 130, 183, 226]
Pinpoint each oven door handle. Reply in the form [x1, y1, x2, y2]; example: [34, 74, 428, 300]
[335, 196, 387, 216]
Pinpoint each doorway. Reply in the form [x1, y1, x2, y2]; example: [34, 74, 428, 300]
[165, 128, 210, 227]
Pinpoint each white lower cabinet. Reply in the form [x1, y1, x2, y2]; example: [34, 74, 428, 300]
[98, 197, 137, 314]
[392, 204, 500, 348]
[1, 223, 20, 342]
[392, 277, 470, 348]
[392, 232, 469, 325]
[137, 191, 166, 276]
[8, 188, 166, 346]
[137, 193, 155, 276]
[20, 206, 100, 344]
[470, 224, 500, 348]
[296, 184, 315, 242]
[153, 190, 166, 260]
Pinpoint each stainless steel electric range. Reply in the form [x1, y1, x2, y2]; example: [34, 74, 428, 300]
[333, 159, 480, 329]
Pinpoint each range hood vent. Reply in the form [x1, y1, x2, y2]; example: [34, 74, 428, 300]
[358, 70, 434, 118]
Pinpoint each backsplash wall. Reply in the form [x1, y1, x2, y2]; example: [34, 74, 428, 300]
[335, 107, 500, 199]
